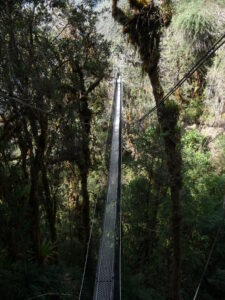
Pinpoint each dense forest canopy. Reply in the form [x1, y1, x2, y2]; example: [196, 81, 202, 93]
[0, 0, 225, 299]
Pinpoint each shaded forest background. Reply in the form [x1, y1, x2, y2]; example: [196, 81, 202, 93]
[0, 0, 225, 299]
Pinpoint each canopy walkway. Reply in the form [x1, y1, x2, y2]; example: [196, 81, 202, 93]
[93, 72, 122, 300]
[79, 34, 225, 300]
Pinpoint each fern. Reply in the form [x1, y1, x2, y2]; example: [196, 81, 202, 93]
[173, 0, 216, 54]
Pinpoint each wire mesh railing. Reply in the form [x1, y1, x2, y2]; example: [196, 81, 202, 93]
[93, 72, 122, 300]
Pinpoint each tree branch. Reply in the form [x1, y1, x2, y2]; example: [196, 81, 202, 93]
[49, 151, 79, 164]
[128, 0, 145, 10]
[80, 75, 104, 101]
[27, 293, 71, 300]
[161, 0, 172, 26]
[112, 0, 129, 26]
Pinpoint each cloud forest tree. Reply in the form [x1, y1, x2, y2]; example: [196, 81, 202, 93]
[0, 0, 224, 299]
[112, 1, 183, 299]
[0, 0, 109, 262]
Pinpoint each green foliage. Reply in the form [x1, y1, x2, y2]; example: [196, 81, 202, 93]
[0, 0, 224, 299]
[39, 240, 57, 264]
[121, 127, 225, 299]
[181, 130, 225, 298]
[0, 0, 110, 298]
[173, 0, 216, 55]
[0, 261, 79, 300]
[205, 48, 225, 118]
[163, 100, 180, 127]
[182, 97, 204, 125]
[122, 175, 169, 299]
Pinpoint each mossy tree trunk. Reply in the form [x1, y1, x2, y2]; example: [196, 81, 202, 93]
[112, 1, 182, 298]
[149, 68, 182, 300]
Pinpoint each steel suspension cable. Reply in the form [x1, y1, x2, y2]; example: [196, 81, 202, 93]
[193, 197, 225, 300]
[119, 77, 122, 300]
[137, 32, 225, 123]
[78, 196, 98, 300]
[78, 74, 118, 300]
[93, 72, 122, 300]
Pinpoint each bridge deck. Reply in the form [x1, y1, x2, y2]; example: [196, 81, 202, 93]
[93, 74, 122, 300]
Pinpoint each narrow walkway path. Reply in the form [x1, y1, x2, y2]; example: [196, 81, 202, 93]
[93, 73, 122, 300]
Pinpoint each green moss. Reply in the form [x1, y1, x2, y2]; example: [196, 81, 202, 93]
[182, 97, 203, 125]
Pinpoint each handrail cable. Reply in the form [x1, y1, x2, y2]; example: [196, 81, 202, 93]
[193, 196, 225, 300]
[136, 32, 225, 123]
[93, 72, 122, 300]
[78, 74, 117, 300]
[1, 34, 224, 118]
[119, 77, 122, 300]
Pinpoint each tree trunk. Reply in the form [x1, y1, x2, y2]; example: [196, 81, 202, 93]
[41, 164, 57, 245]
[112, 0, 181, 297]
[29, 157, 41, 262]
[78, 97, 91, 246]
[148, 69, 182, 300]
[29, 116, 48, 262]
[80, 167, 90, 245]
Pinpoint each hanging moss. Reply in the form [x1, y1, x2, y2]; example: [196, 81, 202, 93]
[124, 4, 162, 72]
[113, 0, 167, 73]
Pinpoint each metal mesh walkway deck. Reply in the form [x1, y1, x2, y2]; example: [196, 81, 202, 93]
[93, 73, 122, 300]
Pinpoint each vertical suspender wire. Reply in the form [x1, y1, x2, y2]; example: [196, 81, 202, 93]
[78, 197, 98, 300]
[192, 229, 220, 300]
[79, 75, 118, 300]
[111, 73, 121, 299]
[119, 77, 123, 300]
[193, 196, 225, 300]
[105, 74, 118, 169]
[114, 73, 122, 300]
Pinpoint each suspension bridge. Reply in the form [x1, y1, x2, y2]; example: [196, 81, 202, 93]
[93, 72, 122, 300]
[77, 33, 225, 300]
[2, 28, 224, 300]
